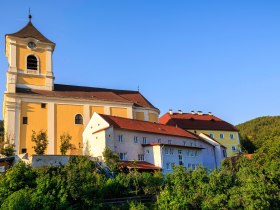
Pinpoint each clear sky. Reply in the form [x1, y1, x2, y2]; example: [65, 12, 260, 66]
[0, 0, 280, 125]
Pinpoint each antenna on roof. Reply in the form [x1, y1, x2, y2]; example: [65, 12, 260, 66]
[137, 85, 140, 92]
[28, 8, 32, 22]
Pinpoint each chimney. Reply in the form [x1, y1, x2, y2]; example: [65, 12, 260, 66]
[178, 109, 183, 114]
[197, 111, 203, 115]
[208, 112, 213, 116]
[169, 109, 173, 115]
[191, 110, 195, 114]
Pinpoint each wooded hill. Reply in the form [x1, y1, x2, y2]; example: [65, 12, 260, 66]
[236, 116, 280, 153]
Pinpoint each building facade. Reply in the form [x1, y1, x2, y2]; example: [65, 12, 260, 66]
[83, 113, 226, 173]
[160, 111, 240, 157]
[3, 20, 159, 156]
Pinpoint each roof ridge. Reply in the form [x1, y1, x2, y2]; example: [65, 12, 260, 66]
[54, 83, 139, 93]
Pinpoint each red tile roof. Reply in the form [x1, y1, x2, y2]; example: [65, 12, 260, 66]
[159, 112, 238, 131]
[142, 143, 204, 149]
[16, 84, 158, 110]
[99, 114, 199, 139]
[120, 161, 161, 170]
[6, 21, 55, 44]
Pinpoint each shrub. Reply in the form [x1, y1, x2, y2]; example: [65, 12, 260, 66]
[31, 130, 48, 155]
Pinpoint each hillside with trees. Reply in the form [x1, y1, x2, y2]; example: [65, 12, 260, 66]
[236, 116, 280, 153]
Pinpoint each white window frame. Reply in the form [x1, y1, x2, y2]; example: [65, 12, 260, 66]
[209, 133, 214, 138]
[220, 133, 224, 139]
[134, 136, 138, 144]
[230, 133, 234, 139]
[168, 140, 172, 144]
[142, 137, 147, 144]
[119, 152, 127, 160]
[138, 154, 144, 161]
[118, 135, 123, 143]
[232, 146, 237, 151]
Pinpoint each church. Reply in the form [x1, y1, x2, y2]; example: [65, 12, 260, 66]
[3, 17, 160, 156]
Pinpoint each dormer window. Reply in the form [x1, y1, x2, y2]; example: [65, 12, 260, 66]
[27, 55, 38, 70]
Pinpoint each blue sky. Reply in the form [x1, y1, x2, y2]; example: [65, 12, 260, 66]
[0, 0, 280, 125]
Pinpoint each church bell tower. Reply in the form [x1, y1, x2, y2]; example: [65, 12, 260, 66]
[5, 15, 55, 93]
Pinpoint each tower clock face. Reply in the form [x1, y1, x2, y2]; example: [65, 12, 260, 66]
[28, 41, 36, 49]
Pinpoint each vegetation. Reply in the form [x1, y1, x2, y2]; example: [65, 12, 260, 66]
[236, 116, 280, 153]
[59, 133, 73, 155]
[102, 147, 121, 171]
[31, 130, 48, 155]
[0, 138, 279, 209]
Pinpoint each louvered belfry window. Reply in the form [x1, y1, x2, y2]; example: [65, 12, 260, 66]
[27, 55, 38, 70]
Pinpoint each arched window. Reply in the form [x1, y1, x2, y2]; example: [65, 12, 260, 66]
[27, 55, 38, 70]
[75, 114, 83, 125]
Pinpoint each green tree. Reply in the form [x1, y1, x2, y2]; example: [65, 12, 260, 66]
[0, 188, 34, 210]
[102, 147, 120, 172]
[31, 130, 48, 155]
[59, 133, 73, 155]
[0, 161, 36, 205]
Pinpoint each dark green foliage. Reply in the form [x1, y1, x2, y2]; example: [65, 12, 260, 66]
[237, 116, 280, 152]
[0, 120, 3, 138]
[0, 161, 36, 202]
[0, 139, 279, 209]
[31, 130, 48, 155]
[0, 188, 34, 210]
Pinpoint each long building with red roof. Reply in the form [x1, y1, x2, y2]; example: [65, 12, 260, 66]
[83, 113, 227, 173]
[160, 110, 240, 157]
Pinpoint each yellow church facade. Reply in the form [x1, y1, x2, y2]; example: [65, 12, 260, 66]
[3, 20, 160, 156]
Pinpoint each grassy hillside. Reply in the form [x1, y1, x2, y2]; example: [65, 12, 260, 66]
[236, 116, 280, 153]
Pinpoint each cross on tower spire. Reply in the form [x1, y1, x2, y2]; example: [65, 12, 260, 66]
[28, 8, 32, 22]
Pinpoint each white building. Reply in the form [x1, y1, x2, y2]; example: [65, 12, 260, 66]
[83, 113, 226, 173]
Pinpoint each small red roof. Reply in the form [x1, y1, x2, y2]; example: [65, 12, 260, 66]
[160, 112, 238, 131]
[120, 161, 161, 170]
[100, 114, 199, 139]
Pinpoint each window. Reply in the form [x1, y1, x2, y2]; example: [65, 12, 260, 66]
[178, 150, 183, 166]
[186, 150, 190, 156]
[188, 163, 191, 169]
[195, 151, 199, 157]
[168, 140, 172, 144]
[209, 133, 214, 138]
[119, 153, 127, 160]
[134, 136, 138, 144]
[22, 117, 28, 124]
[166, 162, 171, 170]
[191, 150, 195, 157]
[192, 164, 196, 170]
[165, 148, 169, 155]
[158, 139, 161, 143]
[118, 135, 123, 143]
[183, 141, 186, 146]
[223, 150, 227, 158]
[21, 148, 27, 153]
[145, 149, 150, 154]
[75, 114, 83, 124]
[232, 146, 237, 151]
[41, 103, 46, 108]
[138, 154, 144, 161]
[27, 55, 38, 70]
[230, 134, 234, 139]
[169, 148, 174, 155]
[220, 133, 224, 139]
[142, 137, 147, 144]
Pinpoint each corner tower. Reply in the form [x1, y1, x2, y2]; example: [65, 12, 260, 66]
[5, 18, 55, 92]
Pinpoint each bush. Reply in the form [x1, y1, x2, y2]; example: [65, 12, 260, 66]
[31, 130, 48, 155]
[59, 133, 73, 155]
